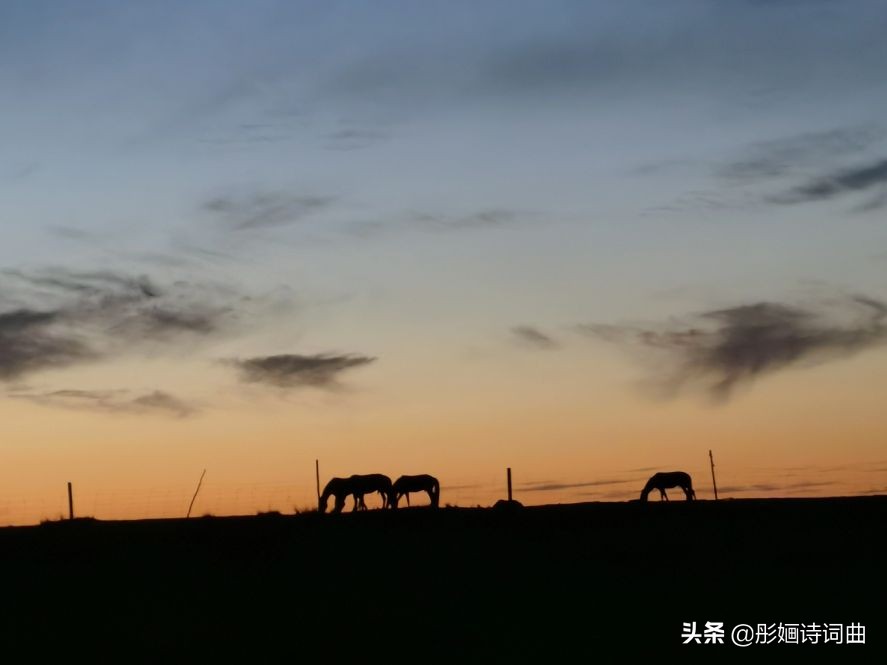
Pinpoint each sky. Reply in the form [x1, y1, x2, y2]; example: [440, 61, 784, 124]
[2, 0, 887, 525]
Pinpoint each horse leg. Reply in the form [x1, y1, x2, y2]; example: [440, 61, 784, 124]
[661, 488, 669, 501]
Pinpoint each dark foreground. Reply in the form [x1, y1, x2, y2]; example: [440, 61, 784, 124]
[1, 497, 884, 660]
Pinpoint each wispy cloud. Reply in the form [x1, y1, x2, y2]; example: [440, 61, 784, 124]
[10, 388, 197, 418]
[857, 486, 887, 495]
[228, 353, 376, 389]
[323, 128, 388, 151]
[0, 267, 263, 381]
[46, 226, 100, 242]
[0, 309, 96, 380]
[344, 208, 524, 240]
[204, 191, 336, 230]
[718, 480, 834, 494]
[6, 162, 39, 181]
[318, 1, 886, 114]
[4, 268, 159, 298]
[770, 158, 887, 207]
[718, 126, 884, 182]
[582, 295, 887, 401]
[410, 209, 518, 231]
[511, 326, 559, 350]
[519, 479, 631, 492]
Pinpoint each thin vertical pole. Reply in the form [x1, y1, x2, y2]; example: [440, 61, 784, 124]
[507, 467, 513, 502]
[67, 482, 74, 520]
[186, 469, 206, 518]
[315, 459, 321, 506]
[709, 450, 719, 500]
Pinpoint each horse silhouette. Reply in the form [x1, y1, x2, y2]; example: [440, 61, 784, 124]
[639, 471, 696, 502]
[319, 474, 393, 513]
[390, 474, 440, 509]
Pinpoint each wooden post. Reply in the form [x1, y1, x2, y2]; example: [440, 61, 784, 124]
[507, 467, 512, 502]
[67, 482, 74, 520]
[186, 469, 206, 518]
[709, 450, 719, 500]
[315, 459, 321, 507]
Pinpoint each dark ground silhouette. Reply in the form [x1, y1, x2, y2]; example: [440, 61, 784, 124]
[0, 496, 883, 660]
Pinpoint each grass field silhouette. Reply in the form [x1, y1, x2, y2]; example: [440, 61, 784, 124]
[1, 496, 883, 658]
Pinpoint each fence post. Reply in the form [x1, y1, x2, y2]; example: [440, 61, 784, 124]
[709, 450, 719, 500]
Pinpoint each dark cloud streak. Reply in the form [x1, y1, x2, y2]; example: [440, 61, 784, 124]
[511, 326, 559, 350]
[584, 296, 887, 401]
[770, 158, 887, 206]
[204, 192, 335, 230]
[0, 308, 96, 380]
[520, 479, 631, 492]
[229, 353, 376, 389]
[719, 127, 884, 182]
[0, 268, 250, 381]
[10, 388, 197, 418]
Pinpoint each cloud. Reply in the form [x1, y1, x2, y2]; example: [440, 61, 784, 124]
[127, 391, 197, 417]
[228, 353, 376, 389]
[439, 483, 485, 491]
[770, 158, 887, 206]
[718, 126, 884, 182]
[582, 295, 887, 401]
[718, 481, 833, 494]
[10, 388, 197, 418]
[324, 128, 388, 151]
[6, 162, 39, 181]
[410, 209, 518, 231]
[511, 326, 559, 350]
[346, 208, 523, 239]
[3, 268, 159, 298]
[0, 267, 257, 381]
[648, 128, 886, 215]
[318, 1, 886, 113]
[519, 479, 631, 492]
[0, 309, 96, 380]
[204, 191, 335, 230]
[858, 486, 887, 495]
[46, 226, 100, 242]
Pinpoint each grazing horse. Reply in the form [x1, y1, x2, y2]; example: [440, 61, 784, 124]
[350, 473, 393, 511]
[390, 474, 440, 509]
[640, 471, 696, 502]
[318, 474, 393, 513]
[319, 477, 353, 514]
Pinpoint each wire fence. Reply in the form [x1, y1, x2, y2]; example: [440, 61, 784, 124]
[1, 462, 880, 527]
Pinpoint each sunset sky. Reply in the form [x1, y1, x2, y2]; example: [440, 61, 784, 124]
[3, 1, 887, 525]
